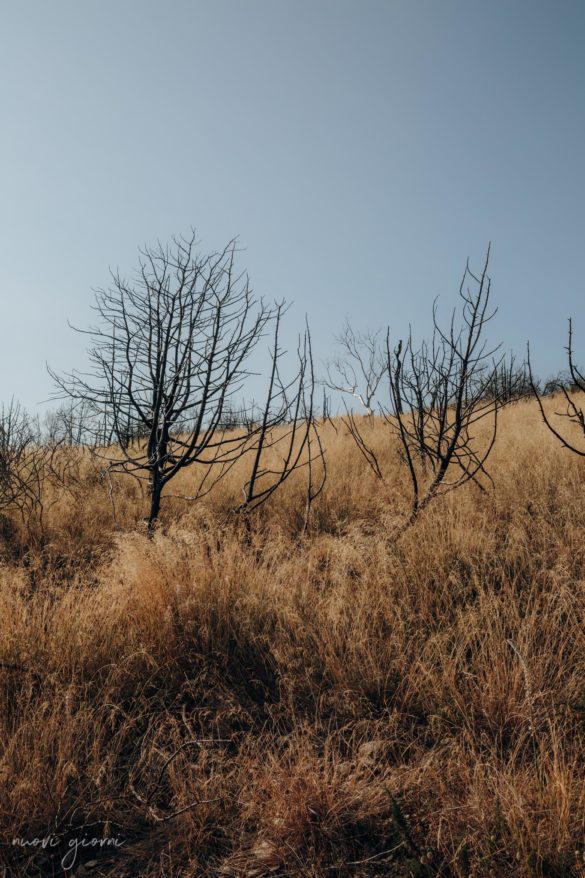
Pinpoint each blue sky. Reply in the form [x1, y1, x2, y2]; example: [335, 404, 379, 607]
[0, 0, 583, 412]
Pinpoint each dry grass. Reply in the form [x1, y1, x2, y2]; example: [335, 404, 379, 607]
[1, 396, 585, 877]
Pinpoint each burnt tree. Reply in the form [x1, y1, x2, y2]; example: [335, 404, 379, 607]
[50, 232, 320, 532]
[345, 247, 505, 529]
[528, 319, 585, 455]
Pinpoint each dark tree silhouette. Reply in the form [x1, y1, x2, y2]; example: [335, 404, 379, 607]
[528, 319, 585, 456]
[50, 232, 324, 532]
[345, 248, 505, 529]
[0, 401, 44, 523]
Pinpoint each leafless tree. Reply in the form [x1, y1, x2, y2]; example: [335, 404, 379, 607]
[0, 401, 45, 524]
[321, 389, 331, 421]
[324, 320, 385, 415]
[44, 400, 100, 446]
[480, 353, 531, 404]
[346, 248, 504, 528]
[235, 310, 326, 524]
[538, 369, 578, 397]
[528, 319, 585, 456]
[41, 404, 101, 504]
[320, 388, 339, 434]
[50, 232, 324, 532]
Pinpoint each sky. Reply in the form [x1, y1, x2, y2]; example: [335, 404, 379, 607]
[0, 0, 583, 413]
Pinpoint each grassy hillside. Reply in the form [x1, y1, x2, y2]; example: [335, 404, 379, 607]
[1, 396, 585, 877]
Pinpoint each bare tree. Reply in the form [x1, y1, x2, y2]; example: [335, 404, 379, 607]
[41, 404, 103, 505]
[235, 309, 326, 522]
[345, 248, 504, 528]
[528, 319, 585, 456]
[480, 353, 531, 404]
[0, 401, 45, 525]
[50, 232, 323, 532]
[324, 320, 385, 415]
[167, 304, 327, 522]
[44, 400, 100, 447]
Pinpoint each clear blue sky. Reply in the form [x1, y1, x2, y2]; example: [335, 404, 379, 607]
[1, 0, 583, 412]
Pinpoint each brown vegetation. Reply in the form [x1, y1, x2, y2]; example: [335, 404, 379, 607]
[1, 395, 585, 877]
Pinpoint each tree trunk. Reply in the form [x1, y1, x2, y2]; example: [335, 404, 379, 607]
[148, 471, 162, 536]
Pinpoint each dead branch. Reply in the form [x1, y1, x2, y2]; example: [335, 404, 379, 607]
[528, 319, 585, 456]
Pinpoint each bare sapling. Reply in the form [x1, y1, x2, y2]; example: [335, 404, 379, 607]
[345, 247, 506, 530]
[528, 318, 585, 455]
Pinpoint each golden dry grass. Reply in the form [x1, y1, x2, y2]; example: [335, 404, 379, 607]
[1, 396, 585, 877]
